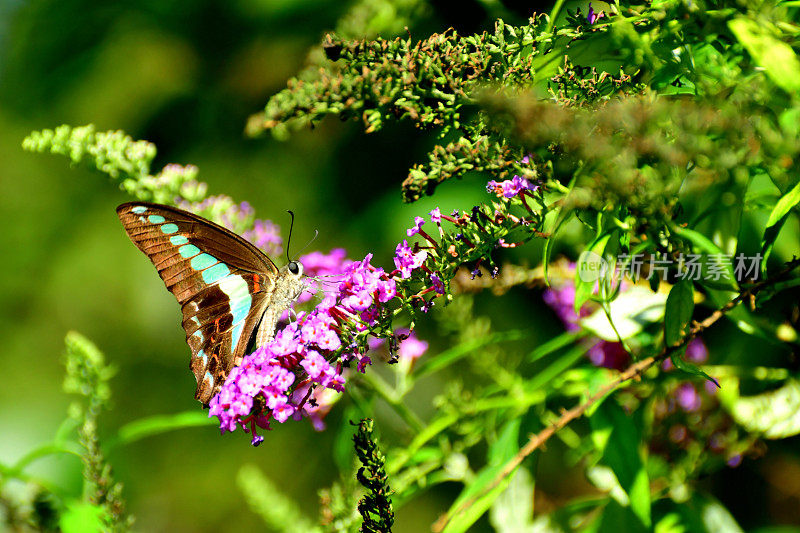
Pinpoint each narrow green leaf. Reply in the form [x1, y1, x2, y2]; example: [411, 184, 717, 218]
[765, 181, 800, 230]
[729, 17, 800, 93]
[761, 180, 800, 275]
[525, 345, 587, 392]
[664, 281, 695, 346]
[574, 232, 612, 314]
[526, 330, 586, 364]
[543, 211, 575, 285]
[670, 349, 720, 388]
[442, 420, 521, 533]
[489, 467, 535, 533]
[671, 225, 738, 291]
[109, 411, 215, 448]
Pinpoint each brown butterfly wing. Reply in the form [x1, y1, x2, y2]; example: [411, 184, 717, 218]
[117, 202, 279, 404]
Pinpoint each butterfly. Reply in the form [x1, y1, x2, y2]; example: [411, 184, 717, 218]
[116, 202, 306, 405]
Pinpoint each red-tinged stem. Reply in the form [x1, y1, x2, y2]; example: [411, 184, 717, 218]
[417, 228, 439, 247]
[520, 192, 535, 216]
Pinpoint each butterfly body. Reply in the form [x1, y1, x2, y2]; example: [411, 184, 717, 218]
[116, 202, 305, 405]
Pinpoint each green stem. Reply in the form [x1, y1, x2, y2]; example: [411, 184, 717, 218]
[360, 372, 425, 433]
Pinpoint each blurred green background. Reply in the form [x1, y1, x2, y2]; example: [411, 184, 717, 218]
[2, 1, 800, 531]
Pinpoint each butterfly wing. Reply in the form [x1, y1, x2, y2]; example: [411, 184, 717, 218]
[117, 202, 279, 404]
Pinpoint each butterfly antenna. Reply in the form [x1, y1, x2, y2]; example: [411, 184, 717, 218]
[286, 210, 296, 262]
[294, 229, 320, 258]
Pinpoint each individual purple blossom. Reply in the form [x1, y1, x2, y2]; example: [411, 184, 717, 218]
[587, 3, 605, 24]
[429, 207, 441, 224]
[398, 332, 429, 362]
[431, 273, 446, 295]
[300, 350, 330, 379]
[676, 383, 701, 412]
[377, 278, 397, 302]
[407, 216, 425, 236]
[394, 240, 427, 279]
[344, 290, 374, 311]
[685, 338, 708, 363]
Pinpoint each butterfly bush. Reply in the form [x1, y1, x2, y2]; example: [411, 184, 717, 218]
[207, 165, 547, 445]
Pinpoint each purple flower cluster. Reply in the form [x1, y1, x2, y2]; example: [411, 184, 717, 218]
[243, 219, 283, 257]
[486, 175, 535, 199]
[486, 156, 537, 199]
[209, 251, 401, 445]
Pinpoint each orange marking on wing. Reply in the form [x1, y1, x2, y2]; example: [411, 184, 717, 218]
[214, 316, 221, 331]
[253, 274, 261, 292]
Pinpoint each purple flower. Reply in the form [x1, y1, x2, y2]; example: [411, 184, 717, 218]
[431, 273, 445, 295]
[685, 338, 708, 363]
[394, 240, 427, 279]
[300, 350, 327, 379]
[487, 176, 535, 198]
[398, 332, 429, 362]
[587, 3, 605, 24]
[430, 207, 442, 224]
[407, 216, 425, 237]
[588, 341, 630, 370]
[377, 278, 397, 302]
[676, 383, 701, 412]
[727, 454, 742, 467]
[344, 290, 374, 311]
[243, 219, 283, 256]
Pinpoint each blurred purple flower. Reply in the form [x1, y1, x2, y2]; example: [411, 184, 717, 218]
[676, 383, 701, 412]
[398, 332, 429, 362]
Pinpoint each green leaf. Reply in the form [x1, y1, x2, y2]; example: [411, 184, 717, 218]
[729, 17, 800, 93]
[678, 492, 745, 533]
[442, 419, 521, 533]
[574, 232, 613, 314]
[664, 281, 694, 346]
[108, 410, 215, 448]
[59, 501, 105, 533]
[589, 401, 651, 528]
[671, 225, 738, 291]
[670, 349, 720, 388]
[729, 379, 800, 439]
[581, 286, 667, 341]
[543, 211, 575, 285]
[524, 345, 587, 392]
[489, 466, 535, 533]
[527, 330, 586, 364]
[761, 180, 800, 275]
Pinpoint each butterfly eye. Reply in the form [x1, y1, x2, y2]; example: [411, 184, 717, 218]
[288, 261, 302, 275]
